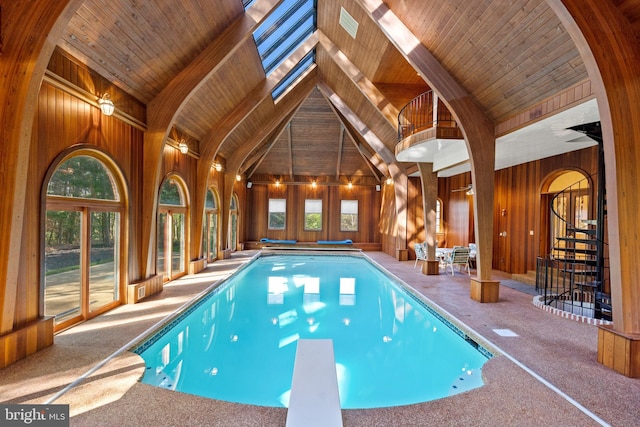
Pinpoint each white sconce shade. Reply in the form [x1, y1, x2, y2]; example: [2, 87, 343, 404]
[98, 93, 115, 116]
[178, 140, 189, 154]
[214, 162, 222, 172]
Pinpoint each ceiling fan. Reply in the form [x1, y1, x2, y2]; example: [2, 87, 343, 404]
[452, 184, 474, 195]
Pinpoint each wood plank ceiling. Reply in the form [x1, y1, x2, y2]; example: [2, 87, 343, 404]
[57, 0, 591, 180]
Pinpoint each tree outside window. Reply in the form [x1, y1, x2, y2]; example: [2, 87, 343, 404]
[304, 199, 322, 231]
[340, 200, 358, 231]
[268, 199, 286, 229]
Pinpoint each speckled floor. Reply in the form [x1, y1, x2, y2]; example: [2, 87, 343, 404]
[1, 251, 639, 426]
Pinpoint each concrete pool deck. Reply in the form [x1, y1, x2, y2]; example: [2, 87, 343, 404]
[1, 250, 638, 426]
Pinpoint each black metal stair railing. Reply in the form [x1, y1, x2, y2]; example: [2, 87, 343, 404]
[536, 173, 611, 321]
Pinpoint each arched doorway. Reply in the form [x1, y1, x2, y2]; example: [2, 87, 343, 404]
[204, 187, 219, 262]
[158, 176, 189, 281]
[540, 170, 592, 258]
[43, 151, 127, 331]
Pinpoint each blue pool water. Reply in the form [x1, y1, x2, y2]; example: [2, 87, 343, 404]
[133, 254, 491, 409]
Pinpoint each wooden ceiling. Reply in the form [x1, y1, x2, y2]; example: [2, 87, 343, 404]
[56, 0, 596, 180]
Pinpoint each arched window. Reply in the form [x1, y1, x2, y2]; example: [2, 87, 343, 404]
[158, 176, 189, 281]
[229, 194, 239, 252]
[435, 198, 442, 234]
[44, 152, 126, 331]
[204, 188, 219, 262]
[542, 170, 591, 257]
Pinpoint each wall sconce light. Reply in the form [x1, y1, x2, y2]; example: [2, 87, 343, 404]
[98, 93, 115, 116]
[386, 177, 393, 185]
[236, 174, 242, 182]
[312, 180, 317, 189]
[178, 139, 189, 154]
[214, 162, 222, 172]
[348, 181, 353, 190]
[275, 179, 280, 187]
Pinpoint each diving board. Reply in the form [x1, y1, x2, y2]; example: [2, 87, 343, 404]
[286, 339, 343, 427]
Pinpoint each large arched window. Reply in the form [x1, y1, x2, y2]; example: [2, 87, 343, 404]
[158, 176, 189, 281]
[204, 188, 219, 262]
[44, 152, 126, 331]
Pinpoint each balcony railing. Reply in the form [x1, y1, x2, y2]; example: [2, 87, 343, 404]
[397, 90, 458, 141]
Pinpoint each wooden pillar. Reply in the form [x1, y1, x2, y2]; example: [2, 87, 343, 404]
[548, 0, 640, 376]
[417, 163, 439, 275]
[358, 0, 498, 296]
[0, 0, 83, 364]
[389, 163, 409, 261]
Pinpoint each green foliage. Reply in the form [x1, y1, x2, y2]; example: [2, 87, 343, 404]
[269, 212, 285, 229]
[305, 213, 322, 230]
[48, 156, 116, 200]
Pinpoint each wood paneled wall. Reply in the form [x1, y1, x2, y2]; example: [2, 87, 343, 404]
[404, 146, 600, 274]
[15, 81, 145, 329]
[244, 176, 381, 244]
[493, 147, 599, 273]
[48, 48, 146, 124]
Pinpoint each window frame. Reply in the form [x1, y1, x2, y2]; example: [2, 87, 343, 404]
[268, 198, 287, 230]
[340, 199, 358, 232]
[43, 150, 127, 332]
[304, 198, 323, 231]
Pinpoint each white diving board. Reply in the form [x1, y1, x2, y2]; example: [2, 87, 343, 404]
[286, 339, 343, 427]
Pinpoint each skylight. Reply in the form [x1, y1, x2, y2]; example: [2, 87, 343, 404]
[250, 0, 317, 99]
[271, 48, 316, 100]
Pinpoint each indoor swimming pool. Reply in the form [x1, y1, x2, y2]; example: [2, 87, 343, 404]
[132, 253, 492, 409]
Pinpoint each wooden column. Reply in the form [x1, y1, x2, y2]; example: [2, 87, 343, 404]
[359, 0, 498, 297]
[417, 163, 440, 275]
[389, 164, 409, 261]
[0, 0, 83, 365]
[548, 0, 640, 376]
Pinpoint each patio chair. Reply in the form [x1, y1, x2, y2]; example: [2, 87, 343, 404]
[414, 242, 428, 268]
[443, 247, 470, 276]
[468, 243, 477, 269]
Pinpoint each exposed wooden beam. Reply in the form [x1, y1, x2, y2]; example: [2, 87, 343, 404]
[287, 123, 294, 178]
[336, 126, 344, 179]
[318, 83, 387, 179]
[317, 81, 396, 165]
[242, 139, 274, 177]
[140, 0, 281, 278]
[0, 0, 84, 334]
[356, 0, 496, 282]
[219, 69, 318, 250]
[316, 30, 399, 129]
[548, 0, 640, 337]
[191, 35, 319, 259]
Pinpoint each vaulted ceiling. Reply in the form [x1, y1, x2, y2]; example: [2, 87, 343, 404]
[56, 0, 605, 181]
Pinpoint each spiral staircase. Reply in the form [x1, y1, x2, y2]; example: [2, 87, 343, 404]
[536, 122, 611, 321]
